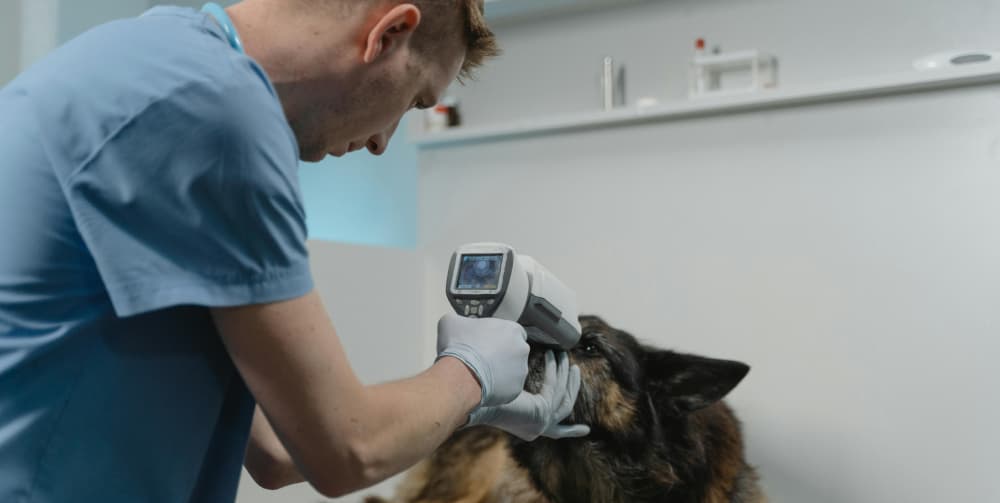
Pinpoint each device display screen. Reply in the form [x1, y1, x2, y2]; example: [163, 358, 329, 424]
[456, 254, 504, 290]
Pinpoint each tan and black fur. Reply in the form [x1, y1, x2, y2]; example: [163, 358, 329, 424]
[367, 316, 765, 503]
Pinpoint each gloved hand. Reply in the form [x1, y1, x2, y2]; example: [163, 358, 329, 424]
[467, 350, 591, 441]
[437, 313, 530, 407]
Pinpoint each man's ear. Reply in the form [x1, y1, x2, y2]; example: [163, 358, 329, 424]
[363, 4, 422, 64]
[645, 350, 750, 413]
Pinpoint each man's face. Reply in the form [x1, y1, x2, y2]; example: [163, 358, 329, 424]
[291, 38, 465, 162]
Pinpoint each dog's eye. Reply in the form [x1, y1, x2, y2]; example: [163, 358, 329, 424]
[577, 340, 601, 355]
[576, 332, 604, 356]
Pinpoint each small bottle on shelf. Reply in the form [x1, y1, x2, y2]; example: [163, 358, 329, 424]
[425, 105, 449, 133]
[441, 96, 462, 127]
[690, 38, 708, 96]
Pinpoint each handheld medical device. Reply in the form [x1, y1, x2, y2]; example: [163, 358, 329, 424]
[446, 243, 581, 350]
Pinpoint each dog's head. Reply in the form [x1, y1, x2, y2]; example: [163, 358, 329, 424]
[517, 316, 752, 502]
[525, 315, 750, 442]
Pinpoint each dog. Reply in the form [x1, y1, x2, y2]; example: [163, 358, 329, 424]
[366, 315, 764, 503]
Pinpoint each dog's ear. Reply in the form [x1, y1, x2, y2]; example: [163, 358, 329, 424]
[644, 350, 750, 413]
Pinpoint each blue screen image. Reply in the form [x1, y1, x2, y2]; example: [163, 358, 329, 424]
[457, 254, 503, 290]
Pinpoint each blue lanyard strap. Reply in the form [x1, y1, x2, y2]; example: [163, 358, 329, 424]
[202, 2, 244, 54]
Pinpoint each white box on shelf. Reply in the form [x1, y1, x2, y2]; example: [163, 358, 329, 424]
[689, 50, 779, 99]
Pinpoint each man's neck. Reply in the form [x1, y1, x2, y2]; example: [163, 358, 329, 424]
[225, 1, 360, 128]
[226, 1, 356, 86]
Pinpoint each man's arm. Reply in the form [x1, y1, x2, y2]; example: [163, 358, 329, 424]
[244, 406, 304, 489]
[213, 290, 482, 498]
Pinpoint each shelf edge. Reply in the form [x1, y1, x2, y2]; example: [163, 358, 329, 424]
[412, 65, 1000, 149]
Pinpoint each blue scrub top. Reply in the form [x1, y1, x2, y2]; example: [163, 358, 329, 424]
[0, 6, 313, 502]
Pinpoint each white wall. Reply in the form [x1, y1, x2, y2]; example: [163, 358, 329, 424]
[58, 0, 150, 42]
[0, 0, 20, 84]
[1, 0, 155, 85]
[19, 0, 58, 70]
[415, 1, 1000, 502]
[449, 0, 1000, 124]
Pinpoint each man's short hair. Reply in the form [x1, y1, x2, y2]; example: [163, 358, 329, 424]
[409, 0, 500, 80]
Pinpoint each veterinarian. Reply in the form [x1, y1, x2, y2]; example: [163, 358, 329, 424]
[0, 0, 587, 501]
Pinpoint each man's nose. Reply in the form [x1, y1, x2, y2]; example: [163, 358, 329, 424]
[366, 120, 401, 156]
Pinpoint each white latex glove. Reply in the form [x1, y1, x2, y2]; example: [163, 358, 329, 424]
[467, 350, 591, 441]
[436, 313, 530, 407]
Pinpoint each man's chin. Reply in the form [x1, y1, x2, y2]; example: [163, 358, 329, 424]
[299, 149, 330, 163]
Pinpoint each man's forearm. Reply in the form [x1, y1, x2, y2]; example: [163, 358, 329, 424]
[244, 357, 480, 493]
[245, 407, 306, 489]
[215, 292, 483, 497]
[350, 356, 481, 485]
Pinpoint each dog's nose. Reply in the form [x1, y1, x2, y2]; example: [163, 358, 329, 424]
[524, 344, 549, 393]
[527, 343, 547, 366]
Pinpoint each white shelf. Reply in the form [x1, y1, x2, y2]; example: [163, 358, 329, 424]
[412, 64, 1000, 149]
[484, 0, 648, 23]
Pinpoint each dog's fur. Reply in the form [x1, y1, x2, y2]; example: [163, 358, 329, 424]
[367, 316, 764, 503]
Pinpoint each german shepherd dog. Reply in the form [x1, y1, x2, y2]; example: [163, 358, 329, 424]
[367, 316, 765, 503]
